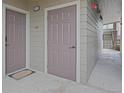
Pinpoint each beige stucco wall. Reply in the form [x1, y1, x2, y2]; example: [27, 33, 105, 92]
[3, 0, 28, 10]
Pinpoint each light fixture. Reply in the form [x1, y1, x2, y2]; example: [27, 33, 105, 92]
[33, 5, 40, 12]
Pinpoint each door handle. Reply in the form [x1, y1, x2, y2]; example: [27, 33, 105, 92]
[5, 36, 9, 46]
[5, 43, 9, 46]
[69, 46, 76, 49]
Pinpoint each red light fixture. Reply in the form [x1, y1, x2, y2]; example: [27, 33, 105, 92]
[91, 2, 97, 10]
[90, 0, 97, 10]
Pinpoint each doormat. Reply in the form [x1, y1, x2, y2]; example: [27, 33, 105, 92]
[9, 69, 35, 80]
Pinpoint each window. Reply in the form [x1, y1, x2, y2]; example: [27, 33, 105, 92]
[103, 24, 113, 29]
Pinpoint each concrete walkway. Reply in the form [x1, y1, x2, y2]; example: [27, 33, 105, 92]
[88, 49, 122, 93]
[3, 71, 110, 93]
[3, 49, 121, 93]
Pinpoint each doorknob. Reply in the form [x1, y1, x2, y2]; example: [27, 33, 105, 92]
[69, 46, 76, 48]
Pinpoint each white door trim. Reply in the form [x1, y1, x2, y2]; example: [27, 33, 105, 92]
[44, 1, 80, 83]
[2, 4, 30, 77]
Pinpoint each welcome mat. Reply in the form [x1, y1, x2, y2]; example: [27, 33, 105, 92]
[9, 69, 35, 80]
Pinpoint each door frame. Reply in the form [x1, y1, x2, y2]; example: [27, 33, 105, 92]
[2, 4, 30, 77]
[44, 1, 80, 83]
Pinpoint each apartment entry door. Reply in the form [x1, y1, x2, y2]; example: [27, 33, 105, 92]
[6, 9, 26, 74]
[47, 5, 77, 81]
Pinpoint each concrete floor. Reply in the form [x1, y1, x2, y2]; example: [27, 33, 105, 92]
[3, 49, 121, 93]
[3, 71, 109, 93]
[88, 49, 122, 93]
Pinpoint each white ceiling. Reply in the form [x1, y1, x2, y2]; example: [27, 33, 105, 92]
[99, 0, 122, 24]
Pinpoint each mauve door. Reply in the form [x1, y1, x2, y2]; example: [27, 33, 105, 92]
[6, 9, 26, 74]
[47, 5, 76, 81]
